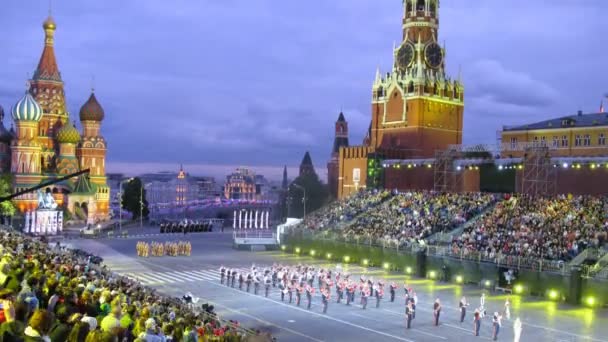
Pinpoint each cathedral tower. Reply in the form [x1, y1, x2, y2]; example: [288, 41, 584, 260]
[55, 122, 80, 176]
[76, 91, 110, 220]
[10, 91, 44, 211]
[327, 112, 349, 198]
[29, 15, 69, 172]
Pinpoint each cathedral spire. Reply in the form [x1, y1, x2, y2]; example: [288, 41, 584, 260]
[282, 165, 288, 190]
[34, 14, 61, 81]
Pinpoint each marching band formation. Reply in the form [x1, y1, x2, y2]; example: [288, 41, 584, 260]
[136, 241, 192, 257]
[217, 263, 520, 340]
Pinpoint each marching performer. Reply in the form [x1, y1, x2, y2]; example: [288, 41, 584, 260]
[246, 273, 253, 292]
[361, 285, 370, 310]
[433, 298, 442, 326]
[321, 287, 329, 314]
[459, 296, 469, 323]
[264, 273, 272, 297]
[254, 273, 261, 295]
[231, 269, 237, 288]
[295, 283, 302, 306]
[504, 297, 511, 320]
[279, 278, 286, 302]
[337, 280, 345, 303]
[411, 292, 418, 319]
[479, 293, 486, 318]
[375, 282, 384, 308]
[513, 317, 522, 342]
[220, 265, 226, 284]
[238, 272, 244, 290]
[346, 281, 354, 306]
[473, 309, 481, 336]
[492, 312, 502, 340]
[389, 282, 396, 302]
[288, 281, 294, 304]
[405, 301, 414, 329]
[306, 283, 315, 309]
[226, 268, 232, 287]
[272, 267, 278, 288]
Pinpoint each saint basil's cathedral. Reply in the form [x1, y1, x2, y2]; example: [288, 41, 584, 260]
[0, 15, 110, 222]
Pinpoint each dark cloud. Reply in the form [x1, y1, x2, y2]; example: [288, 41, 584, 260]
[0, 0, 606, 180]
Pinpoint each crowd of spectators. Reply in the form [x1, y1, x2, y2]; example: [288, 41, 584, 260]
[451, 194, 608, 261]
[299, 190, 391, 230]
[339, 191, 496, 248]
[0, 230, 271, 342]
[297, 189, 608, 263]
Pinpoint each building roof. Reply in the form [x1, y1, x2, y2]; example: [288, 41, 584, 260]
[33, 16, 61, 82]
[503, 112, 608, 132]
[72, 174, 95, 194]
[79, 92, 105, 121]
[12, 92, 43, 122]
[301, 151, 313, 166]
[337, 112, 346, 122]
[56, 122, 81, 144]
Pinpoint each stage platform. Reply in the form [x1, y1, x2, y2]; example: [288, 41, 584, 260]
[232, 230, 278, 251]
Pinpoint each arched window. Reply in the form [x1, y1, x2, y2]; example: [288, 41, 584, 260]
[408, 82, 414, 93]
[406, 0, 413, 13]
[430, 1, 436, 16]
[416, 0, 425, 12]
[434, 83, 438, 95]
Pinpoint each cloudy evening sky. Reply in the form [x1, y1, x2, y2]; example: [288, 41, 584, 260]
[0, 0, 606, 181]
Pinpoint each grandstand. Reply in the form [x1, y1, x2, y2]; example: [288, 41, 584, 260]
[282, 189, 608, 306]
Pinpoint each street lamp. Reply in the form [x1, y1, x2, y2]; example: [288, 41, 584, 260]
[140, 184, 144, 228]
[291, 183, 306, 219]
[119, 177, 134, 233]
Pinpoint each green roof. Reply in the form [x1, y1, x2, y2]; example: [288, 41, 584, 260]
[72, 175, 95, 194]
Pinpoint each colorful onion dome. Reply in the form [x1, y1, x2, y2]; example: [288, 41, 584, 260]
[79, 92, 105, 122]
[11, 92, 43, 122]
[56, 122, 81, 144]
[43, 16, 56, 30]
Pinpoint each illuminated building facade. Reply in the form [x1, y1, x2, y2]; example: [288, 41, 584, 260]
[336, 0, 464, 199]
[1, 15, 110, 222]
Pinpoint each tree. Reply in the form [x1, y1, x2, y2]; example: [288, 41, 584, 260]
[121, 178, 149, 220]
[287, 172, 329, 219]
[0, 174, 16, 218]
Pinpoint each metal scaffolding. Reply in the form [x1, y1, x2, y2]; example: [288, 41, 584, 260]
[433, 148, 464, 192]
[521, 146, 556, 196]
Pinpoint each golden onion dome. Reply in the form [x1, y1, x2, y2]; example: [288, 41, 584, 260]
[43, 16, 56, 30]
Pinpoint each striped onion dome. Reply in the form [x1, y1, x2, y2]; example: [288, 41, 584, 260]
[56, 122, 81, 144]
[11, 92, 43, 122]
[79, 92, 104, 122]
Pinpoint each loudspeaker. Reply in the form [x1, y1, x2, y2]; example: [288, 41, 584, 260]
[568, 266, 582, 305]
[416, 249, 427, 278]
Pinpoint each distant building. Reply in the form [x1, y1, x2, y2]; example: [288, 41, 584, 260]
[224, 167, 272, 201]
[192, 176, 219, 199]
[145, 165, 198, 207]
[501, 110, 608, 158]
[224, 168, 257, 200]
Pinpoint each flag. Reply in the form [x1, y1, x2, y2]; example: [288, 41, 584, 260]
[601, 100, 605, 113]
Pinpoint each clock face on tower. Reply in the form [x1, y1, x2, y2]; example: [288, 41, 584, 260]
[424, 42, 443, 69]
[396, 43, 415, 69]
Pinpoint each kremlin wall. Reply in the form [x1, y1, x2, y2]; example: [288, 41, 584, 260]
[0, 15, 110, 223]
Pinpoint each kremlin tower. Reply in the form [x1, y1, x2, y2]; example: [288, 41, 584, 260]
[4, 14, 110, 222]
[327, 112, 349, 198]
